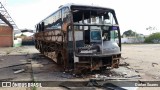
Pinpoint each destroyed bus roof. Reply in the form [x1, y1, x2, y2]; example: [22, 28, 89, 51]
[36, 3, 115, 25]
[60, 3, 114, 10]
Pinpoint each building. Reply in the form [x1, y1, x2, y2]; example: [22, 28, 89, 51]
[121, 36, 145, 44]
[0, 2, 19, 47]
[0, 26, 13, 47]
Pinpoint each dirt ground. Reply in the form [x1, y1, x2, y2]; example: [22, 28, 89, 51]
[0, 44, 159, 90]
[122, 44, 160, 80]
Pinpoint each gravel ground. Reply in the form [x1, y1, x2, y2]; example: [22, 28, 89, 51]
[0, 44, 160, 90]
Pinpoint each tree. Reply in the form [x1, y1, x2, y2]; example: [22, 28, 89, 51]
[122, 30, 138, 37]
[144, 32, 160, 43]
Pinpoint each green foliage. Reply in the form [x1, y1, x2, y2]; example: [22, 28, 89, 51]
[21, 33, 27, 37]
[144, 32, 160, 43]
[123, 30, 138, 37]
[32, 87, 37, 90]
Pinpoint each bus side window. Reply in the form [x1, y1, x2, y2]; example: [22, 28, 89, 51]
[62, 7, 70, 31]
[62, 7, 69, 21]
[38, 24, 41, 32]
[41, 22, 45, 31]
[36, 25, 38, 32]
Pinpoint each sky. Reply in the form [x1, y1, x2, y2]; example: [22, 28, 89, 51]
[0, 0, 160, 35]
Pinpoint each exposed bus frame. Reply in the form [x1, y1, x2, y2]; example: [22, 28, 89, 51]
[34, 4, 121, 73]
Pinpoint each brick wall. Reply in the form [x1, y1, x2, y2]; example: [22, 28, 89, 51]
[0, 26, 13, 47]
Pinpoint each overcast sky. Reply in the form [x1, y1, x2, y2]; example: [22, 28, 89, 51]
[1, 0, 160, 35]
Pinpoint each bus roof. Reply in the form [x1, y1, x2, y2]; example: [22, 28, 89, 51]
[59, 3, 114, 10]
[36, 3, 115, 25]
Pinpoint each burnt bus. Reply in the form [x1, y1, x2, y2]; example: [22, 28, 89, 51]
[34, 4, 121, 72]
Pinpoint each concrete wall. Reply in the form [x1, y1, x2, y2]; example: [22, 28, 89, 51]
[121, 37, 145, 43]
[0, 26, 13, 47]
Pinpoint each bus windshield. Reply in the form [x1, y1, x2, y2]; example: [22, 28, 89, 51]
[71, 6, 117, 25]
[70, 6, 120, 55]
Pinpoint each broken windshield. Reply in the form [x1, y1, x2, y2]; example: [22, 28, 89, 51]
[71, 6, 117, 25]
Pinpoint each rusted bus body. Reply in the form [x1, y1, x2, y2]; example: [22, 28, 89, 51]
[34, 4, 121, 72]
[34, 30, 63, 63]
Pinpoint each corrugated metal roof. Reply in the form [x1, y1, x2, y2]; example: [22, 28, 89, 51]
[0, 2, 19, 31]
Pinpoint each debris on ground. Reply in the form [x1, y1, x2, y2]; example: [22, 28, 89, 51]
[124, 75, 141, 79]
[0, 62, 31, 69]
[126, 66, 133, 70]
[14, 69, 25, 74]
[87, 79, 127, 90]
[135, 69, 143, 71]
[102, 83, 127, 90]
[6, 51, 11, 55]
[152, 62, 158, 67]
[59, 80, 127, 90]
[0, 45, 159, 90]
[119, 62, 130, 66]
[92, 74, 132, 81]
[121, 57, 128, 60]
[93, 76, 133, 81]
[135, 70, 139, 73]
[86, 79, 101, 87]
[152, 76, 160, 79]
[92, 71, 136, 81]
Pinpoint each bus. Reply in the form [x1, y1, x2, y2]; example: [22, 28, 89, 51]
[34, 4, 121, 73]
